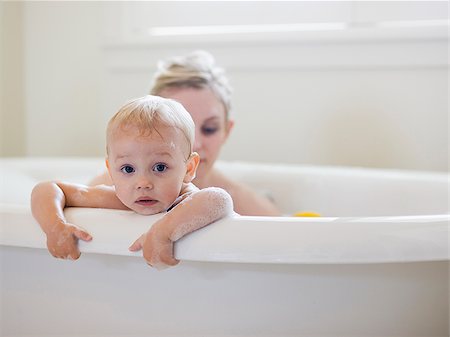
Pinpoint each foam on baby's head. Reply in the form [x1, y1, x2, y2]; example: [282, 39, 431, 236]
[106, 95, 195, 154]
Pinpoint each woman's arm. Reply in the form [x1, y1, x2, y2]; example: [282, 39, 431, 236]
[31, 181, 126, 259]
[228, 183, 280, 216]
[129, 186, 234, 269]
[204, 170, 280, 216]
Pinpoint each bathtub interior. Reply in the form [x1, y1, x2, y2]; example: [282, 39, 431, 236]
[218, 161, 448, 216]
[2, 157, 448, 217]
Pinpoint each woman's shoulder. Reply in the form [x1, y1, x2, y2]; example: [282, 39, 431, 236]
[209, 168, 280, 216]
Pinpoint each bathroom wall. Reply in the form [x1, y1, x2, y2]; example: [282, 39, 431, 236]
[23, 2, 105, 157]
[1, 2, 448, 172]
[0, 1, 26, 156]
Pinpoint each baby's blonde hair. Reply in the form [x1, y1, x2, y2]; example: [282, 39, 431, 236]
[106, 95, 195, 157]
[150, 50, 233, 119]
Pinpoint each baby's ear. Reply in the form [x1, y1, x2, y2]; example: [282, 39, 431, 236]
[184, 152, 200, 183]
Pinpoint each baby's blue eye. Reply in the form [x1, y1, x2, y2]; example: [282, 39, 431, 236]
[153, 163, 167, 173]
[121, 165, 135, 174]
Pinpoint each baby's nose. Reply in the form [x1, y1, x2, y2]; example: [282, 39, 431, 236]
[136, 175, 153, 189]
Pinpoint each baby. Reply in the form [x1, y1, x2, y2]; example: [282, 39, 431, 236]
[31, 95, 234, 269]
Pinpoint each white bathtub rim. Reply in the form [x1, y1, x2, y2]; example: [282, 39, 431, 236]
[1, 203, 448, 265]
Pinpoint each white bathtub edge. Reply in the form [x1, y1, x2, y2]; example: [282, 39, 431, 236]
[1, 203, 448, 264]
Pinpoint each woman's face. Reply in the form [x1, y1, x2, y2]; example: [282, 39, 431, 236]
[158, 87, 234, 180]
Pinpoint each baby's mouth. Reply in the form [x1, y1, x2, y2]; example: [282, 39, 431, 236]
[135, 197, 157, 206]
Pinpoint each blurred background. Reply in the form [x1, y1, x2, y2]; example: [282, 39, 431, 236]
[1, 1, 448, 172]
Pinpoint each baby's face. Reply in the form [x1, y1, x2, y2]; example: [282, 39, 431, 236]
[106, 124, 193, 215]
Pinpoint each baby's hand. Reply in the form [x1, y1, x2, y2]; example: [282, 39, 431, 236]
[46, 223, 92, 260]
[129, 224, 179, 270]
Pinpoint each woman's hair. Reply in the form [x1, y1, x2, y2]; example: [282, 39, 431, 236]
[107, 95, 195, 157]
[150, 50, 233, 119]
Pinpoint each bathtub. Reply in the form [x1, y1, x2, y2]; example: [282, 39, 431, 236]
[0, 157, 448, 337]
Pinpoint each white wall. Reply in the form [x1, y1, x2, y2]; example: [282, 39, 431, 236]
[0, 1, 26, 156]
[24, 2, 104, 157]
[2, 1, 448, 172]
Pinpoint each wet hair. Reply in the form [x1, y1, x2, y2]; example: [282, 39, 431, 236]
[106, 95, 195, 157]
[150, 50, 233, 119]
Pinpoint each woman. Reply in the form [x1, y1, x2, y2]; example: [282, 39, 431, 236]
[91, 50, 280, 216]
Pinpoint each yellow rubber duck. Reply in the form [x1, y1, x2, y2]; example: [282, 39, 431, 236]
[293, 211, 321, 217]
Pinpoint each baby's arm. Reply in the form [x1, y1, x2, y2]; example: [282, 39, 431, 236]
[129, 187, 234, 269]
[31, 181, 126, 259]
